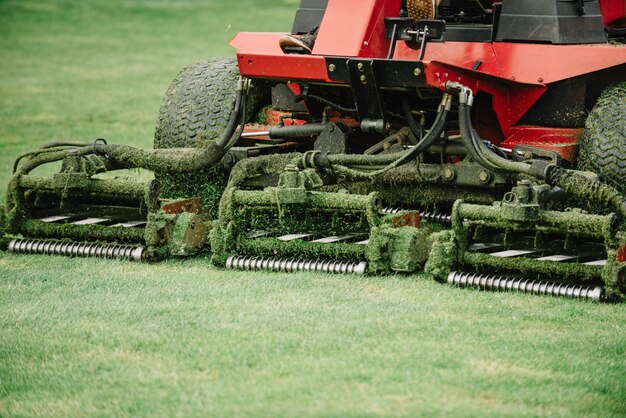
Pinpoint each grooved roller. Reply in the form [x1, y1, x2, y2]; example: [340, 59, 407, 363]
[226, 256, 367, 274]
[8, 239, 145, 261]
[447, 271, 604, 302]
[382, 207, 452, 225]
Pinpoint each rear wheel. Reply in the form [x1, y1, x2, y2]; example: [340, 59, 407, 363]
[577, 82, 626, 195]
[154, 58, 267, 219]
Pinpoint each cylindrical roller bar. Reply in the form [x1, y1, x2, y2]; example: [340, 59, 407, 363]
[8, 238, 145, 261]
[456, 203, 616, 239]
[18, 176, 153, 202]
[232, 190, 376, 212]
[447, 271, 604, 302]
[225, 256, 367, 275]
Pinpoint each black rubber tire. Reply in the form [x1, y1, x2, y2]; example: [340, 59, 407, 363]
[155, 58, 243, 149]
[578, 82, 626, 195]
[153, 58, 266, 219]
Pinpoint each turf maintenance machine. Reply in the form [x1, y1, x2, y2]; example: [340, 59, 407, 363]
[2, 0, 625, 302]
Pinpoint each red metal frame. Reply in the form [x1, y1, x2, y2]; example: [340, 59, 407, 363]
[600, 0, 626, 27]
[618, 245, 626, 263]
[230, 0, 626, 160]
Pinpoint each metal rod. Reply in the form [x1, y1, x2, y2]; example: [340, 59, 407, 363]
[447, 271, 604, 302]
[241, 131, 271, 138]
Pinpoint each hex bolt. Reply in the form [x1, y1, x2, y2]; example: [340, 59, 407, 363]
[414, 68, 422, 77]
[479, 170, 492, 184]
[328, 64, 336, 72]
[357, 63, 364, 72]
[442, 167, 455, 181]
[360, 75, 368, 84]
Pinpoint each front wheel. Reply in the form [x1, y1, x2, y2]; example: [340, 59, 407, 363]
[153, 58, 268, 219]
[577, 82, 626, 195]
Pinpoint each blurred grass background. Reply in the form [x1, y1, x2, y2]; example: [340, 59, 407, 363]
[1, 1, 625, 417]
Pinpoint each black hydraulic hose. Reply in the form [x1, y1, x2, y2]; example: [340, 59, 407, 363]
[94, 81, 249, 172]
[547, 167, 626, 219]
[458, 104, 500, 171]
[319, 104, 449, 180]
[451, 81, 626, 219]
[11, 80, 250, 177]
[458, 97, 532, 175]
[401, 96, 423, 140]
[225, 89, 248, 149]
[318, 93, 452, 170]
[218, 85, 245, 149]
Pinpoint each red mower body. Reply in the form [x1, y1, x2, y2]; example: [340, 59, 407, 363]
[231, 0, 626, 162]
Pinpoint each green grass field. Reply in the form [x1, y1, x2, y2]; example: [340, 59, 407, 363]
[1, 1, 625, 416]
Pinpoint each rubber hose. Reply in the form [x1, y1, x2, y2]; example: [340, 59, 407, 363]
[326, 106, 447, 169]
[94, 87, 248, 172]
[459, 103, 530, 174]
[548, 167, 626, 219]
[401, 96, 423, 140]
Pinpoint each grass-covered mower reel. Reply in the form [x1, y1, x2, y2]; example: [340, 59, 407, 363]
[211, 164, 434, 275]
[2, 141, 211, 261]
[432, 182, 626, 301]
[208, 81, 626, 301]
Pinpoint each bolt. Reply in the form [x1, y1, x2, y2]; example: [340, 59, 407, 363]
[328, 64, 336, 72]
[442, 167, 455, 181]
[360, 75, 367, 84]
[479, 170, 492, 184]
[357, 63, 364, 72]
[414, 68, 422, 77]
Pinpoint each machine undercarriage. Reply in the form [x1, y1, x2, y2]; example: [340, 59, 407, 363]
[2, 0, 625, 301]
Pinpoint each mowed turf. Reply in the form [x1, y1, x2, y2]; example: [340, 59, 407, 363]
[0, 1, 625, 417]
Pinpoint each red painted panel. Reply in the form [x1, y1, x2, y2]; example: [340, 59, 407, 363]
[395, 41, 626, 86]
[599, 0, 626, 27]
[492, 43, 626, 85]
[502, 126, 582, 162]
[314, 0, 401, 57]
[394, 41, 503, 82]
[618, 245, 626, 262]
[231, 33, 332, 82]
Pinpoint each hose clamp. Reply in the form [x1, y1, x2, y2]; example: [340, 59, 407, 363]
[445, 81, 474, 107]
[237, 77, 252, 92]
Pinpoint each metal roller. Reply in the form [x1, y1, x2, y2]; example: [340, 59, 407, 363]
[225, 256, 368, 275]
[8, 238, 145, 261]
[381, 207, 452, 225]
[447, 271, 604, 302]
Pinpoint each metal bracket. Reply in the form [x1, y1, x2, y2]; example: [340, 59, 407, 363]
[326, 58, 425, 88]
[347, 59, 385, 121]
